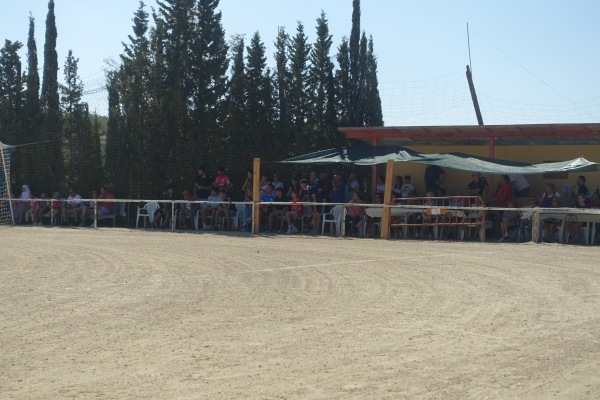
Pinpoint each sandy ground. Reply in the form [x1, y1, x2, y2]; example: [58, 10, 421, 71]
[1, 227, 599, 399]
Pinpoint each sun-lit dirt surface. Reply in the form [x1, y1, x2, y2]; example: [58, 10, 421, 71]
[1, 226, 599, 399]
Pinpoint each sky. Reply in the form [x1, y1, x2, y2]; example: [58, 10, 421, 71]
[1, 0, 599, 125]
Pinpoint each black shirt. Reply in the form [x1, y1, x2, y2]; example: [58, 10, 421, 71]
[195, 175, 212, 199]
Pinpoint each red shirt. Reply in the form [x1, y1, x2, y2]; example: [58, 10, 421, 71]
[99, 193, 115, 210]
[496, 182, 511, 208]
[291, 198, 304, 217]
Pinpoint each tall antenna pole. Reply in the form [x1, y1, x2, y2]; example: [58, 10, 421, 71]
[467, 23, 473, 72]
[466, 65, 484, 126]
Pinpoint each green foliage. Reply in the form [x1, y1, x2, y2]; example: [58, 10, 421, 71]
[40, 0, 63, 191]
[2, 0, 384, 200]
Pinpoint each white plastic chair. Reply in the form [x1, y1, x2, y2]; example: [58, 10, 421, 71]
[136, 202, 159, 228]
[321, 205, 344, 236]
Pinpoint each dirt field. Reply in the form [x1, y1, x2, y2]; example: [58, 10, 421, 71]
[1, 227, 599, 399]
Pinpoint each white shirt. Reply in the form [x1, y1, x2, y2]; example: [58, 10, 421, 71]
[508, 175, 530, 191]
[67, 194, 82, 208]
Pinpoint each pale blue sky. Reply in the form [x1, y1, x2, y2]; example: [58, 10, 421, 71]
[1, 0, 599, 125]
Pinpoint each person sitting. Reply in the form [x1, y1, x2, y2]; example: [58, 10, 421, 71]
[50, 192, 62, 224]
[565, 194, 590, 243]
[259, 173, 270, 195]
[498, 199, 519, 242]
[25, 191, 40, 224]
[213, 167, 231, 192]
[539, 183, 560, 208]
[241, 170, 253, 195]
[272, 173, 284, 191]
[344, 172, 360, 202]
[152, 185, 178, 229]
[569, 175, 590, 200]
[283, 190, 304, 234]
[80, 189, 99, 226]
[215, 190, 232, 230]
[259, 183, 276, 223]
[589, 191, 600, 208]
[307, 172, 322, 234]
[286, 175, 300, 200]
[238, 192, 253, 232]
[268, 187, 287, 233]
[401, 175, 416, 199]
[331, 175, 346, 204]
[13, 184, 31, 224]
[178, 188, 199, 229]
[201, 187, 220, 230]
[61, 187, 83, 225]
[465, 172, 488, 204]
[375, 175, 385, 195]
[345, 191, 366, 237]
[542, 197, 562, 242]
[392, 176, 403, 199]
[36, 192, 50, 225]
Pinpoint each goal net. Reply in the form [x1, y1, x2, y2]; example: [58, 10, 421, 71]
[0, 141, 14, 225]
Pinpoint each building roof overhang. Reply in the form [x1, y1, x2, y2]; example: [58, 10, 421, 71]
[338, 123, 600, 146]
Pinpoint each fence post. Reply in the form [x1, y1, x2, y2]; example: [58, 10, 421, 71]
[341, 205, 347, 237]
[532, 210, 540, 243]
[252, 158, 260, 235]
[380, 159, 394, 240]
[171, 201, 176, 231]
[93, 199, 98, 228]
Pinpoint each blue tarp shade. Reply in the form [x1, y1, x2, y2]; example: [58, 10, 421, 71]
[279, 146, 600, 175]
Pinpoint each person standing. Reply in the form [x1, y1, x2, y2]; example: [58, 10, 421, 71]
[194, 167, 212, 200]
[508, 174, 531, 198]
[424, 164, 445, 195]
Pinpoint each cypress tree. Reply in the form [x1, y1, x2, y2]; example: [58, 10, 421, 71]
[22, 15, 41, 190]
[190, 0, 229, 138]
[273, 26, 290, 129]
[61, 50, 101, 193]
[288, 22, 311, 151]
[363, 35, 383, 126]
[119, 1, 153, 197]
[308, 11, 335, 145]
[105, 71, 129, 197]
[0, 40, 23, 145]
[40, 0, 62, 190]
[245, 31, 268, 153]
[348, 0, 361, 126]
[24, 15, 41, 134]
[335, 37, 351, 127]
[224, 35, 247, 149]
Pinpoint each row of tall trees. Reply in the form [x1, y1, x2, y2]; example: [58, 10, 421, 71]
[0, 0, 102, 195]
[108, 0, 382, 198]
[1, 0, 382, 199]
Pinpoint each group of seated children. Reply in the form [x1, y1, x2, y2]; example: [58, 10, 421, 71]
[12, 184, 116, 227]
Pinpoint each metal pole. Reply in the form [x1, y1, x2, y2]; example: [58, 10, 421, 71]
[93, 199, 98, 228]
[341, 205, 347, 238]
[0, 144, 15, 224]
[252, 158, 261, 235]
[171, 201, 176, 231]
[466, 65, 484, 126]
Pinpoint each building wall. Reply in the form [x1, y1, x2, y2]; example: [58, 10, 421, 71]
[392, 145, 600, 199]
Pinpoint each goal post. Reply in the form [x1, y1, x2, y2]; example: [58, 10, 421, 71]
[0, 141, 15, 225]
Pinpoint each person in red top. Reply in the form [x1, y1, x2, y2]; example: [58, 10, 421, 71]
[495, 175, 512, 208]
[98, 186, 116, 215]
[213, 167, 231, 192]
[284, 190, 304, 234]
